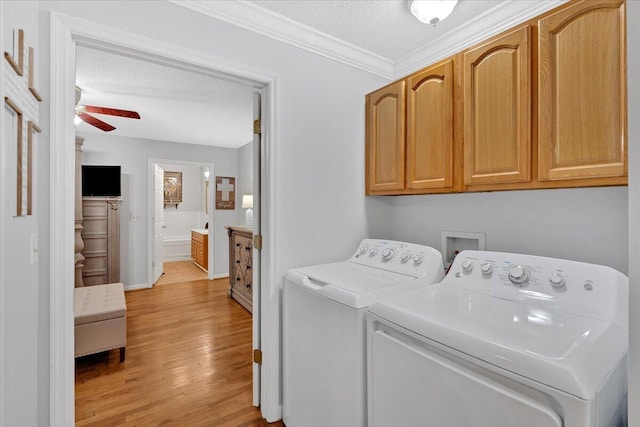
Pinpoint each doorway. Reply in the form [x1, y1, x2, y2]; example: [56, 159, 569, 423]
[148, 159, 216, 285]
[50, 14, 279, 425]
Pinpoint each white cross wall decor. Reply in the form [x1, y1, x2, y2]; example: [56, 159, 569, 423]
[215, 176, 236, 210]
[3, 28, 41, 216]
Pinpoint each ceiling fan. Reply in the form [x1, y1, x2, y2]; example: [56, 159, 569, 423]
[75, 86, 141, 132]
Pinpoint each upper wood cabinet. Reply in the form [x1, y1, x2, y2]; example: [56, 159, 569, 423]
[463, 26, 531, 187]
[364, 0, 627, 196]
[406, 59, 455, 191]
[538, 0, 626, 181]
[365, 81, 406, 194]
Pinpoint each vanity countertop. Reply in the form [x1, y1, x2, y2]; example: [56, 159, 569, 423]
[192, 228, 208, 235]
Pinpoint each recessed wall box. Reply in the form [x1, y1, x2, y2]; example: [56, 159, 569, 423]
[441, 231, 486, 268]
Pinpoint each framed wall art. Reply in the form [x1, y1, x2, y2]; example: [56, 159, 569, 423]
[163, 171, 182, 208]
[216, 176, 235, 210]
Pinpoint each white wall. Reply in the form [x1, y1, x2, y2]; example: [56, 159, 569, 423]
[80, 132, 239, 284]
[40, 0, 388, 268]
[627, 1, 639, 424]
[1, 2, 43, 426]
[36, 1, 388, 420]
[236, 141, 253, 225]
[32, 1, 636, 425]
[388, 187, 628, 274]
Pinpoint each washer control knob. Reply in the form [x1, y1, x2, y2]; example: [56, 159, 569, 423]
[462, 260, 473, 272]
[413, 254, 424, 265]
[359, 246, 368, 255]
[369, 248, 378, 256]
[382, 248, 395, 260]
[400, 253, 411, 263]
[549, 273, 565, 287]
[508, 265, 530, 285]
[480, 263, 493, 275]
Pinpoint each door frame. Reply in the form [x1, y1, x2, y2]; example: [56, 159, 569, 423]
[49, 12, 281, 425]
[148, 159, 216, 284]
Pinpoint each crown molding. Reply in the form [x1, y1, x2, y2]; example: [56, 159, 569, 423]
[171, 0, 569, 82]
[394, 0, 569, 78]
[169, 0, 394, 79]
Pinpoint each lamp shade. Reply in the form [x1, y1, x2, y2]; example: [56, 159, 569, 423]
[242, 194, 253, 209]
[410, 0, 458, 25]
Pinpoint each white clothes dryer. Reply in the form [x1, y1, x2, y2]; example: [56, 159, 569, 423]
[283, 239, 444, 427]
[367, 250, 628, 427]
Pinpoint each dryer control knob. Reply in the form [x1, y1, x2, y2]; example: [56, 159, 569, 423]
[508, 265, 530, 285]
[369, 248, 378, 256]
[359, 246, 368, 255]
[462, 260, 473, 272]
[480, 263, 493, 275]
[382, 248, 395, 260]
[549, 273, 565, 288]
[400, 253, 411, 263]
[413, 254, 424, 265]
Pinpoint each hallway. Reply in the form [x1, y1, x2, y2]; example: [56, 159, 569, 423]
[75, 278, 279, 426]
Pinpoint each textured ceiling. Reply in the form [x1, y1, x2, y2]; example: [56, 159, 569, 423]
[247, 0, 501, 62]
[76, 0, 562, 147]
[75, 46, 254, 148]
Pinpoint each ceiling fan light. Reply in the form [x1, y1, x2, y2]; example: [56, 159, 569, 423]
[410, 0, 458, 25]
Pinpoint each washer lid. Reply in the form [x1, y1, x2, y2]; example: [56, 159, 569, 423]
[287, 262, 420, 309]
[369, 284, 628, 399]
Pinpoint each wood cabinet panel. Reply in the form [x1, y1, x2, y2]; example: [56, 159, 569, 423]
[366, 81, 406, 194]
[463, 26, 531, 186]
[407, 59, 455, 190]
[81, 197, 121, 286]
[227, 226, 253, 313]
[538, 0, 626, 180]
[191, 230, 208, 271]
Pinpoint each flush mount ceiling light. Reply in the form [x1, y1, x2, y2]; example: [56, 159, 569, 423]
[410, 0, 459, 25]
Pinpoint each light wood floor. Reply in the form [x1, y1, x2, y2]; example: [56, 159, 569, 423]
[75, 277, 284, 426]
[155, 260, 208, 286]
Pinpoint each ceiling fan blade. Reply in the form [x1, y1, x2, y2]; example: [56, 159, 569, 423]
[83, 105, 141, 119]
[77, 113, 116, 132]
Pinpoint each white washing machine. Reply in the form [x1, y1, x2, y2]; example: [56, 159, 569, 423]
[367, 250, 628, 427]
[283, 239, 444, 427]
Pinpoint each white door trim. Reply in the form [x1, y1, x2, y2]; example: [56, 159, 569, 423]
[49, 12, 281, 425]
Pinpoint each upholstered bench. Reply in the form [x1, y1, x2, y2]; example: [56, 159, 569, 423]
[74, 283, 127, 362]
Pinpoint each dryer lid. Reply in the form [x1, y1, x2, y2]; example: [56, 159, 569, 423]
[369, 284, 628, 399]
[286, 262, 423, 309]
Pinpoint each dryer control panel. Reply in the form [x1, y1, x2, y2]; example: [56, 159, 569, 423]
[351, 239, 444, 281]
[444, 250, 628, 326]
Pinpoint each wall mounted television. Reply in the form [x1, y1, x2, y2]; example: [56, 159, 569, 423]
[82, 165, 121, 197]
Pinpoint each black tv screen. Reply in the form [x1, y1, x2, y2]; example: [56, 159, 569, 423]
[82, 165, 121, 197]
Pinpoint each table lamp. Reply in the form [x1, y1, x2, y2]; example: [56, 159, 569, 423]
[242, 194, 253, 227]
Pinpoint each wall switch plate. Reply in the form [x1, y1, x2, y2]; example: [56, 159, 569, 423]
[31, 233, 38, 264]
[130, 212, 137, 222]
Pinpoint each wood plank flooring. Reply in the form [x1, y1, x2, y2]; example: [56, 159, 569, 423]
[155, 260, 208, 286]
[75, 277, 283, 426]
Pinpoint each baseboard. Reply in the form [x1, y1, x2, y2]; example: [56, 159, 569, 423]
[213, 273, 229, 279]
[163, 239, 190, 263]
[124, 283, 151, 291]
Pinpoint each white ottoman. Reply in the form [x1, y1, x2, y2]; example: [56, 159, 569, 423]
[74, 283, 127, 362]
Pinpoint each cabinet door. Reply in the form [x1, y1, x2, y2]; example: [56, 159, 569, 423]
[366, 81, 406, 194]
[463, 26, 531, 186]
[407, 59, 454, 190]
[538, 0, 626, 180]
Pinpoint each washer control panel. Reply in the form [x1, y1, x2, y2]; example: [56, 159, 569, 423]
[351, 239, 443, 279]
[445, 250, 627, 322]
